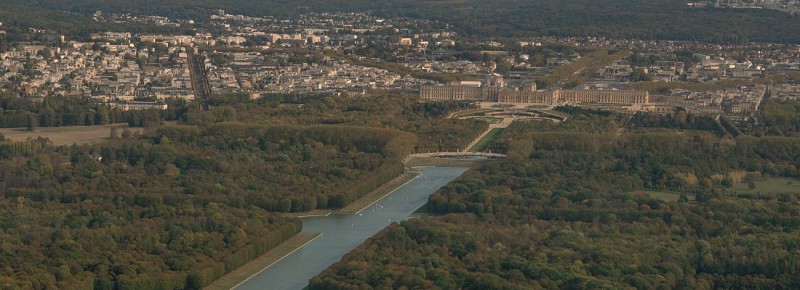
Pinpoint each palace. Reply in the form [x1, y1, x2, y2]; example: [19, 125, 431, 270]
[420, 74, 649, 106]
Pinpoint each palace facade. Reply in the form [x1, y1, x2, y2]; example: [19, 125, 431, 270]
[420, 74, 649, 105]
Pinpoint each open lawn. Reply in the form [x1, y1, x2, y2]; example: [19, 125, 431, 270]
[0, 124, 143, 145]
[731, 177, 800, 194]
[631, 179, 800, 202]
[632, 189, 695, 202]
[469, 128, 504, 152]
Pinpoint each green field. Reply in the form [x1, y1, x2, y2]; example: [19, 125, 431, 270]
[731, 177, 800, 194]
[469, 128, 504, 152]
[633, 189, 695, 202]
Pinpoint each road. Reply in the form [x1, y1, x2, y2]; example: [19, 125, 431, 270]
[187, 49, 211, 111]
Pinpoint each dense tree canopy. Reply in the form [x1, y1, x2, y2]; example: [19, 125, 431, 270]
[0, 115, 425, 288]
[311, 110, 800, 289]
[749, 99, 800, 136]
[203, 94, 487, 152]
[0, 91, 489, 288]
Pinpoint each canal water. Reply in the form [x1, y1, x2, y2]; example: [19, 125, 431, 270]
[235, 166, 470, 290]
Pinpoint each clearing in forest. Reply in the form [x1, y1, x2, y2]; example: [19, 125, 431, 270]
[0, 124, 142, 145]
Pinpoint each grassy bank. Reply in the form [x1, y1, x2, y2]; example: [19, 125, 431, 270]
[337, 171, 421, 214]
[280, 171, 422, 218]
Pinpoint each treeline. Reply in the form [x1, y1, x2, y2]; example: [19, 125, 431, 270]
[409, 0, 800, 43]
[748, 98, 800, 136]
[6, 0, 800, 43]
[0, 94, 188, 128]
[630, 109, 721, 132]
[310, 112, 800, 289]
[552, 106, 723, 134]
[205, 94, 487, 153]
[154, 123, 416, 211]
[0, 4, 188, 40]
[0, 137, 47, 157]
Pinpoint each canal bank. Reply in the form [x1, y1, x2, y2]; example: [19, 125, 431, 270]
[231, 165, 471, 290]
[205, 233, 322, 290]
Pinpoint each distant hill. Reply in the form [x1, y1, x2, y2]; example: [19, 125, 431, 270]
[0, 4, 181, 37]
[2, 0, 800, 43]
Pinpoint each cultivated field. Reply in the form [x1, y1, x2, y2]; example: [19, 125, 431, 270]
[0, 124, 143, 145]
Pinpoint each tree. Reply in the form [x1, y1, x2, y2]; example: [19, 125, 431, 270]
[27, 115, 38, 131]
[96, 106, 110, 125]
[185, 273, 203, 290]
[630, 68, 652, 82]
[721, 177, 733, 188]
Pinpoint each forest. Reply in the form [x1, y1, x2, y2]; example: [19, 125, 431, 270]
[0, 122, 413, 288]
[0, 93, 185, 129]
[748, 99, 800, 137]
[201, 93, 487, 152]
[0, 5, 186, 41]
[2, 0, 800, 43]
[310, 108, 800, 289]
[0, 92, 487, 151]
[0, 93, 489, 289]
